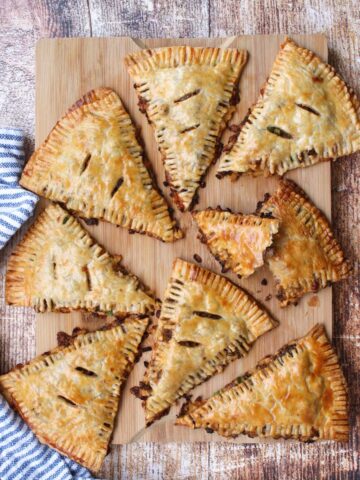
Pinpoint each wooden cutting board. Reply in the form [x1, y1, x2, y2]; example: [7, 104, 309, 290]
[35, 34, 331, 444]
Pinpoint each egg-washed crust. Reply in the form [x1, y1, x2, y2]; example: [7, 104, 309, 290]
[125, 47, 248, 211]
[217, 37, 360, 178]
[20, 87, 182, 242]
[193, 207, 279, 278]
[0, 317, 149, 472]
[257, 179, 352, 307]
[177, 323, 349, 442]
[131, 258, 277, 426]
[6, 204, 157, 315]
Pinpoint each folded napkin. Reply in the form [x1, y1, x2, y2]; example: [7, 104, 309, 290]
[0, 128, 38, 249]
[0, 395, 96, 480]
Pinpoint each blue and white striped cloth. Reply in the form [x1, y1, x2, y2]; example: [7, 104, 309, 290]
[0, 128, 38, 249]
[0, 395, 96, 480]
[0, 129, 96, 478]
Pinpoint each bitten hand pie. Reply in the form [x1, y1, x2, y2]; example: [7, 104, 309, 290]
[131, 258, 277, 426]
[257, 179, 352, 306]
[218, 37, 360, 178]
[6, 204, 156, 315]
[125, 47, 248, 211]
[0, 317, 149, 471]
[20, 88, 182, 242]
[177, 324, 349, 442]
[193, 208, 279, 278]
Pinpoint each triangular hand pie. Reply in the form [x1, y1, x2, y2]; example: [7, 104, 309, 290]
[0, 317, 149, 471]
[126, 47, 248, 211]
[177, 324, 349, 442]
[218, 38, 360, 178]
[20, 88, 182, 242]
[6, 204, 156, 315]
[193, 208, 279, 278]
[257, 179, 352, 306]
[131, 258, 277, 425]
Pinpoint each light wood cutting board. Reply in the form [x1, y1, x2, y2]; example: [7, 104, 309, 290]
[35, 34, 331, 444]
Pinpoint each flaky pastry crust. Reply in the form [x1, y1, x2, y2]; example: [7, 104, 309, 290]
[125, 47, 248, 211]
[177, 324, 349, 442]
[6, 204, 156, 315]
[218, 37, 360, 177]
[131, 258, 277, 425]
[20, 87, 182, 242]
[0, 317, 149, 471]
[193, 208, 279, 278]
[258, 179, 352, 306]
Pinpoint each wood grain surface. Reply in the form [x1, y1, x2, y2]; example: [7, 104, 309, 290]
[35, 34, 330, 445]
[0, 1, 359, 478]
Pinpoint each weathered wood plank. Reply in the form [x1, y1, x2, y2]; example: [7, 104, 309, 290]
[88, 0, 210, 37]
[0, 0, 359, 478]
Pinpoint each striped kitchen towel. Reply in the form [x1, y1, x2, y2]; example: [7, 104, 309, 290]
[0, 394, 96, 480]
[0, 128, 38, 249]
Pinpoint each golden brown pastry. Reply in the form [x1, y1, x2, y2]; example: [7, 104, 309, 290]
[257, 179, 352, 306]
[0, 317, 149, 471]
[193, 208, 279, 278]
[217, 37, 360, 178]
[131, 258, 277, 425]
[20, 88, 182, 242]
[177, 324, 349, 442]
[125, 47, 248, 211]
[6, 204, 156, 315]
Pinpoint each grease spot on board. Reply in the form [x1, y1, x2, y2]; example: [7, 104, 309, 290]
[308, 295, 319, 307]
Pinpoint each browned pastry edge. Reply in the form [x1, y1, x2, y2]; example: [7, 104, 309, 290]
[176, 323, 349, 442]
[142, 98, 229, 212]
[0, 316, 150, 471]
[217, 37, 360, 179]
[131, 258, 277, 426]
[20, 87, 183, 242]
[257, 178, 352, 306]
[126, 46, 248, 211]
[5, 204, 158, 314]
[192, 207, 278, 278]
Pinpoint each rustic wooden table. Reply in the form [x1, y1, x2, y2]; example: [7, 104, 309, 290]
[0, 1, 359, 479]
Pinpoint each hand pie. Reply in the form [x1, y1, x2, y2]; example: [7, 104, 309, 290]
[257, 179, 352, 307]
[131, 258, 277, 425]
[0, 317, 149, 471]
[20, 88, 182, 242]
[125, 47, 248, 211]
[217, 37, 360, 178]
[6, 204, 156, 315]
[193, 208, 279, 278]
[177, 324, 349, 442]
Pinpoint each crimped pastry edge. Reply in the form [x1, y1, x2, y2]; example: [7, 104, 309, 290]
[126, 47, 248, 211]
[0, 317, 149, 471]
[132, 258, 277, 425]
[5, 203, 157, 315]
[218, 37, 360, 177]
[176, 323, 349, 442]
[20, 88, 182, 242]
[258, 179, 352, 306]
